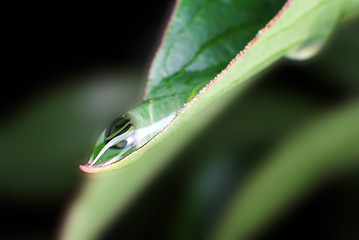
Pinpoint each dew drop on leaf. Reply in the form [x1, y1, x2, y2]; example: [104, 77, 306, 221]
[285, 39, 325, 60]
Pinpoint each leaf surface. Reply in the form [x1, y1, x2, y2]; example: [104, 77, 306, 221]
[146, 0, 285, 99]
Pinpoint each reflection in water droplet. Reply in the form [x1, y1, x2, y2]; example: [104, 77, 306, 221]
[115, 140, 128, 149]
[104, 116, 132, 142]
[88, 116, 135, 167]
[285, 39, 325, 61]
[86, 94, 189, 168]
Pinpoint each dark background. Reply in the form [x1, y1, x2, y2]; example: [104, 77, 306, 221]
[2, 2, 173, 116]
[1, 2, 173, 239]
[1, 1, 358, 240]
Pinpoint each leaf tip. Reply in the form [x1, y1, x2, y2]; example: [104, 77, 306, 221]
[79, 164, 106, 174]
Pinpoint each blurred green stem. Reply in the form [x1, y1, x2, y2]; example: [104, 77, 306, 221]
[213, 100, 359, 240]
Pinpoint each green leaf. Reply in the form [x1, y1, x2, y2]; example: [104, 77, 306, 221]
[146, 0, 286, 99]
[80, 0, 286, 171]
[61, 0, 358, 239]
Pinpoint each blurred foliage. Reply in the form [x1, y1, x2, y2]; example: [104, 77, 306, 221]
[0, 70, 142, 200]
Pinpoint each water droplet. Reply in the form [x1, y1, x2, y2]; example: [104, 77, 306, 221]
[285, 39, 325, 61]
[88, 116, 136, 167]
[85, 94, 187, 168]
